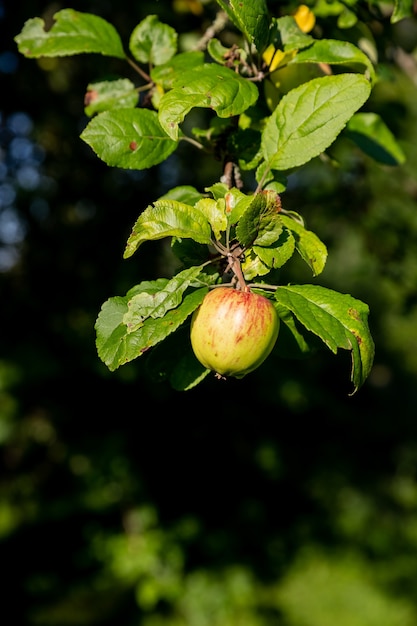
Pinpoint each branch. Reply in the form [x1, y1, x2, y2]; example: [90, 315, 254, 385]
[194, 10, 229, 51]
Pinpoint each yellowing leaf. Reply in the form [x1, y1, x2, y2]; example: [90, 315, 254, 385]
[294, 5, 316, 33]
[263, 44, 297, 73]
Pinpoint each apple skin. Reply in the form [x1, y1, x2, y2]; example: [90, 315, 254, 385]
[190, 287, 280, 378]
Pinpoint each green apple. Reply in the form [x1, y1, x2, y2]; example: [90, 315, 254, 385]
[190, 287, 279, 378]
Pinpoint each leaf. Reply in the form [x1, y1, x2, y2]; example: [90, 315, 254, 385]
[275, 284, 375, 393]
[215, 0, 270, 52]
[14, 9, 125, 59]
[123, 266, 205, 332]
[171, 238, 217, 269]
[236, 190, 283, 248]
[146, 327, 210, 391]
[206, 182, 231, 201]
[274, 304, 321, 358]
[241, 251, 270, 280]
[129, 15, 177, 65]
[242, 227, 296, 280]
[158, 64, 259, 140]
[194, 198, 228, 241]
[151, 51, 205, 90]
[280, 215, 327, 276]
[269, 16, 314, 52]
[80, 109, 177, 170]
[391, 0, 414, 22]
[222, 188, 253, 226]
[207, 38, 232, 64]
[253, 227, 296, 268]
[261, 74, 372, 171]
[96, 285, 208, 371]
[84, 79, 138, 117]
[124, 199, 212, 258]
[159, 185, 204, 205]
[294, 5, 316, 33]
[293, 39, 375, 82]
[345, 112, 406, 166]
[337, 7, 357, 28]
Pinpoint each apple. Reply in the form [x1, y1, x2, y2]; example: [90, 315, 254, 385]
[190, 286, 279, 378]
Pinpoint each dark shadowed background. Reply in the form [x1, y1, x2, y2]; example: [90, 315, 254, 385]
[2, 1, 417, 624]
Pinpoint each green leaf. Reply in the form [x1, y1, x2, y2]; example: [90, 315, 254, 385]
[337, 7, 358, 29]
[194, 198, 228, 241]
[158, 64, 259, 140]
[391, 0, 414, 22]
[207, 187, 252, 227]
[262, 74, 372, 171]
[241, 252, 271, 279]
[124, 199, 212, 259]
[159, 185, 204, 205]
[280, 214, 327, 276]
[242, 227, 296, 280]
[84, 79, 138, 117]
[206, 182, 231, 201]
[123, 266, 205, 332]
[269, 16, 314, 52]
[14, 9, 125, 59]
[253, 227, 296, 268]
[275, 284, 375, 393]
[96, 284, 208, 371]
[207, 38, 232, 65]
[80, 109, 177, 170]
[293, 39, 375, 82]
[274, 304, 321, 358]
[129, 15, 177, 65]
[151, 51, 205, 90]
[215, 0, 270, 52]
[146, 326, 210, 391]
[236, 191, 283, 248]
[345, 112, 406, 165]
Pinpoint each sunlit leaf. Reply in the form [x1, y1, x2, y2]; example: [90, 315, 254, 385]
[80, 109, 177, 169]
[158, 64, 258, 140]
[14, 9, 125, 58]
[96, 282, 208, 371]
[123, 266, 205, 332]
[215, 0, 270, 52]
[292, 39, 375, 82]
[151, 51, 205, 90]
[280, 214, 327, 276]
[129, 15, 177, 65]
[262, 74, 371, 171]
[275, 284, 375, 392]
[253, 228, 296, 268]
[194, 198, 227, 241]
[124, 199, 212, 258]
[84, 79, 138, 117]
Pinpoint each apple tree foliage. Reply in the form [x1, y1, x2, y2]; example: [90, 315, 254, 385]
[15, 0, 409, 393]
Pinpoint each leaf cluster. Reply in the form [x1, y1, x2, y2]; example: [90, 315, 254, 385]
[14, 0, 410, 392]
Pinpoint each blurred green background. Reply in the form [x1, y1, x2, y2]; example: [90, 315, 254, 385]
[2, 1, 417, 624]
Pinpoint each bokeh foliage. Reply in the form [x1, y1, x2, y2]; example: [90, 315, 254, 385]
[2, 1, 417, 624]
